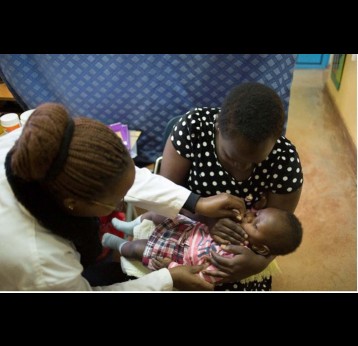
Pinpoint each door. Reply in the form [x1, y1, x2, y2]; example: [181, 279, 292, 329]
[296, 54, 330, 69]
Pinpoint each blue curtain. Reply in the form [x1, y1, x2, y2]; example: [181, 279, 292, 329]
[0, 54, 296, 163]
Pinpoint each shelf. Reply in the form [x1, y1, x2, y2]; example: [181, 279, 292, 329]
[0, 83, 15, 101]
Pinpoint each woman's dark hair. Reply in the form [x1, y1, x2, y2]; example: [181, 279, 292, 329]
[218, 83, 285, 142]
[5, 103, 132, 267]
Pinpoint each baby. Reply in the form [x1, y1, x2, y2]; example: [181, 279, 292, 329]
[102, 208, 302, 283]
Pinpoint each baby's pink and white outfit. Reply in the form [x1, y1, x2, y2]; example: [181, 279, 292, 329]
[142, 214, 234, 283]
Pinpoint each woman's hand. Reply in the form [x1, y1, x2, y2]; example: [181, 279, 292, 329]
[195, 193, 246, 219]
[203, 245, 274, 282]
[209, 218, 248, 246]
[169, 264, 214, 291]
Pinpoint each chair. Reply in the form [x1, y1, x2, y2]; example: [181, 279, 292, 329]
[153, 115, 182, 174]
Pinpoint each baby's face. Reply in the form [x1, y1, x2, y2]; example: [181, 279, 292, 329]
[240, 208, 283, 252]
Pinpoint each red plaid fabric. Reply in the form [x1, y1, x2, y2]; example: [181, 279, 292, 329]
[142, 217, 195, 270]
[142, 215, 234, 283]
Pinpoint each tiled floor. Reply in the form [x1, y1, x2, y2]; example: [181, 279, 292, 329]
[272, 70, 357, 291]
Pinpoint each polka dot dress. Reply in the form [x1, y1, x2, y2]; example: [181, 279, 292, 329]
[215, 277, 272, 291]
[171, 107, 304, 291]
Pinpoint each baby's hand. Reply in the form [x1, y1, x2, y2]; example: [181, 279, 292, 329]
[253, 194, 267, 210]
[210, 218, 249, 246]
[152, 257, 172, 270]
